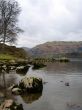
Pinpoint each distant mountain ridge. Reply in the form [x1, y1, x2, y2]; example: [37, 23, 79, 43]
[27, 41, 82, 58]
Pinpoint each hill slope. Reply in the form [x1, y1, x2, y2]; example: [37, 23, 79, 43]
[28, 41, 82, 58]
[0, 43, 28, 59]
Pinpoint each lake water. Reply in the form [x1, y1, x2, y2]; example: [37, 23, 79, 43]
[0, 62, 82, 110]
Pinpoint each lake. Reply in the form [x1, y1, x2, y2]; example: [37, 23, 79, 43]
[0, 61, 82, 110]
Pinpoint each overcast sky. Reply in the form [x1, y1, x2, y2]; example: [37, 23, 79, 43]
[17, 0, 82, 48]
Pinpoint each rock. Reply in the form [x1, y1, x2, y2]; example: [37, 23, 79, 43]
[0, 99, 23, 110]
[9, 77, 43, 94]
[10, 66, 16, 70]
[12, 88, 21, 95]
[8, 84, 21, 95]
[16, 66, 25, 70]
[2, 65, 7, 71]
[65, 82, 69, 86]
[19, 76, 43, 93]
[16, 65, 29, 74]
[32, 63, 46, 70]
[60, 81, 63, 82]
[8, 84, 19, 90]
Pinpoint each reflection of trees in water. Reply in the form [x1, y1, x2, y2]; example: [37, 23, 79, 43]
[0, 70, 7, 98]
[0, 70, 16, 100]
[21, 92, 42, 104]
[46, 62, 82, 74]
[0, 67, 43, 103]
[0, 71, 16, 87]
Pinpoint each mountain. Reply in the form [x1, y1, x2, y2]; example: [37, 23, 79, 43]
[0, 43, 28, 59]
[28, 41, 82, 58]
[22, 47, 30, 52]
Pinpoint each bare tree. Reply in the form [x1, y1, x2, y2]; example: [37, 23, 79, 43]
[0, 0, 23, 45]
[0, 0, 23, 98]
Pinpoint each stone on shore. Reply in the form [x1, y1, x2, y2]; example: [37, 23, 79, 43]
[0, 99, 23, 110]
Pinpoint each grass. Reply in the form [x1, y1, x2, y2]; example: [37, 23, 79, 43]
[0, 54, 16, 61]
[0, 54, 28, 65]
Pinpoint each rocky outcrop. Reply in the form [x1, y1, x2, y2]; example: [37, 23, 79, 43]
[16, 65, 29, 74]
[0, 63, 30, 74]
[11, 76, 43, 94]
[19, 77, 43, 93]
[0, 99, 23, 110]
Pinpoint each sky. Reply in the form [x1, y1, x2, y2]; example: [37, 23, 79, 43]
[17, 0, 82, 48]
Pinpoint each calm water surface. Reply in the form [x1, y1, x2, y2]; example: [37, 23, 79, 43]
[0, 62, 82, 110]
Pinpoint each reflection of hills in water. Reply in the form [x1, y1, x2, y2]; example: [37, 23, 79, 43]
[21, 92, 42, 104]
[46, 62, 82, 74]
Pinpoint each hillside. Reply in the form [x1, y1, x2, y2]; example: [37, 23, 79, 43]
[28, 41, 82, 58]
[0, 43, 28, 59]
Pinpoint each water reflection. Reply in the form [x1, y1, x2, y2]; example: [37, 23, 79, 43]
[66, 102, 82, 110]
[0, 70, 21, 100]
[45, 62, 82, 74]
[16, 69, 28, 76]
[0, 66, 43, 105]
[21, 92, 42, 104]
[1, 62, 82, 110]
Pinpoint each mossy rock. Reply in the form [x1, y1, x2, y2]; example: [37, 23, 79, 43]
[19, 76, 43, 93]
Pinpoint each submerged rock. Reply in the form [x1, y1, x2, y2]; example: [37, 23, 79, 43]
[65, 82, 69, 86]
[0, 99, 23, 110]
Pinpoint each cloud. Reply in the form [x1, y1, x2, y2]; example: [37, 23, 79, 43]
[17, 0, 82, 47]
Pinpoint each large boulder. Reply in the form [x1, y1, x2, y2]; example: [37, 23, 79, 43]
[19, 77, 43, 93]
[10, 77, 43, 94]
[0, 99, 23, 110]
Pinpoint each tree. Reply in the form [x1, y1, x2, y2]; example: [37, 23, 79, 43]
[0, 0, 22, 45]
[0, 0, 23, 98]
